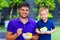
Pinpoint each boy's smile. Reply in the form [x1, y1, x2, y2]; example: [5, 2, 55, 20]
[40, 10, 48, 22]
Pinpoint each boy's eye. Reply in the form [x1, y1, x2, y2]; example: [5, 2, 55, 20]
[44, 14, 45, 15]
[21, 9, 25, 11]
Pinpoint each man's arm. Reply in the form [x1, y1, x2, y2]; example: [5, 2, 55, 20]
[6, 28, 23, 40]
[32, 34, 38, 40]
[6, 32, 18, 40]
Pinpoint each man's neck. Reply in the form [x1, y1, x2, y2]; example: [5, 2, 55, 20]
[20, 17, 28, 24]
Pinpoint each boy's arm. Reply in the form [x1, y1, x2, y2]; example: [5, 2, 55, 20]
[45, 21, 56, 34]
[36, 28, 44, 34]
[36, 28, 40, 34]
[51, 28, 56, 33]
[45, 28, 56, 34]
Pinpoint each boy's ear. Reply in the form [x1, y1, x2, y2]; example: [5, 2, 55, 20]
[48, 13, 49, 15]
[47, 13, 49, 16]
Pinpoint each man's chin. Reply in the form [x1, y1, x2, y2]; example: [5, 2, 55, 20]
[21, 16, 28, 19]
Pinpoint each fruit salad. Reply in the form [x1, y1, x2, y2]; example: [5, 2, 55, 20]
[23, 33, 32, 39]
[40, 27, 47, 33]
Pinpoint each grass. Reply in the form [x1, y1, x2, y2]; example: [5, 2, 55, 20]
[52, 26, 60, 40]
[0, 25, 60, 40]
[0, 25, 6, 32]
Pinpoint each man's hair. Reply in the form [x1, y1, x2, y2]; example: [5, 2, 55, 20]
[39, 7, 49, 13]
[18, 2, 30, 9]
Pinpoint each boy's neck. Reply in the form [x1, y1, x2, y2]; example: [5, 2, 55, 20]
[43, 19, 48, 23]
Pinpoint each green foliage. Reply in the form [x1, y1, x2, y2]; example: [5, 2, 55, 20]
[34, 0, 56, 11]
[34, 0, 55, 20]
[0, 0, 24, 20]
[36, 13, 53, 20]
[13, 14, 19, 19]
[58, 11, 60, 13]
[0, 0, 10, 9]
[58, 0, 60, 4]
[7, 14, 19, 20]
[33, 8, 39, 13]
[7, 15, 11, 20]
[0, 0, 24, 10]
[36, 15, 40, 20]
[48, 13, 53, 19]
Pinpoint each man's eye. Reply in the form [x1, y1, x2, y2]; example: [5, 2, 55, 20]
[22, 9, 24, 11]
[26, 10, 29, 11]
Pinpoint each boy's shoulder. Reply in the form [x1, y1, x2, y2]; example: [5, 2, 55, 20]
[37, 19, 43, 23]
[36, 20, 42, 24]
[37, 19, 54, 24]
[48, 19, 54, 23]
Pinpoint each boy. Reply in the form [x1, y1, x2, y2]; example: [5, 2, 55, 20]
[36, 7, 56, 40]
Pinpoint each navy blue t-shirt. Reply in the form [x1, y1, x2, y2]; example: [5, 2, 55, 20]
[36, 19, 55, 40]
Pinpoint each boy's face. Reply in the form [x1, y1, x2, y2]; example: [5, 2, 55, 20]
[40, 10, 48, 21]
[19, 6, 29, 18]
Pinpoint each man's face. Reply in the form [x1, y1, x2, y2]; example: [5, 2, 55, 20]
[19, 6, 29, 18]
[40, 10, 48, 20]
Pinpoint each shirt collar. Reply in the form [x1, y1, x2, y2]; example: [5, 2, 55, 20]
[41, 19, 49, 23]
[16, 17, 30, 23]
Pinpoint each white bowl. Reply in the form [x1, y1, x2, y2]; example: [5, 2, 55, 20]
[40, 27, 47, 33]
[22, 33, 32, 39]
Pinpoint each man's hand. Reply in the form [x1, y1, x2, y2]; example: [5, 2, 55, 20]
[17, 28, 23, 36]
[25, 39, 30, 40]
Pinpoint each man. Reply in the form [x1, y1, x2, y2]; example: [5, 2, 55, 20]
[6, 2, 37, 40]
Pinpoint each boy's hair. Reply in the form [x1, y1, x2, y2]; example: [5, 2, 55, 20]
[39, 7, 49, 13]
[18, 2, 30, 9]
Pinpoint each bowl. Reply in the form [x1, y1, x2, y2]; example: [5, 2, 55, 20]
[40, 27, 47, 33]
[22, 33, 32, 39]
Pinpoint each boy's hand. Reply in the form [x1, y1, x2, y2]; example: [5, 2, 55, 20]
[45, 31, 51, 34]
[36, 28, 45, 34]
[36, 31, 45, 34]
[17, 28, 23, 36]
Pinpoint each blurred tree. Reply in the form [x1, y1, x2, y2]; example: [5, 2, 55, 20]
[58, 0, 60, 4]
[34, 0, 55, 10]
[34, 0, 55, 20]
[0, 0, 24, 19]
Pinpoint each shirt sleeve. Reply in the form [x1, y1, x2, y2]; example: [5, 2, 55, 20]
[32, 26, 36, 35]
[36, 22, 40, 29]
[7, 20, 14, 32]
[32, 22, 36, 35]
[51, 22, 55, 29]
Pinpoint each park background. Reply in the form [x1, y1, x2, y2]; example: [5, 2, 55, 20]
[0, 0, 60, 40]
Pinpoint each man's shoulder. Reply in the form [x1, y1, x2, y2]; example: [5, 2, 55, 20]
[29, 19, 36, 24]
[9, 18, 19, 23]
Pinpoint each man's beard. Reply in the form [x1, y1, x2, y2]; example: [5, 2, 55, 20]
[20, 15, 28, 19]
